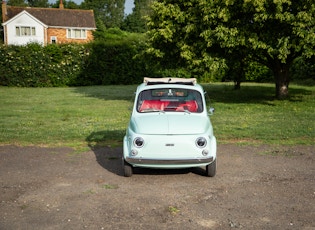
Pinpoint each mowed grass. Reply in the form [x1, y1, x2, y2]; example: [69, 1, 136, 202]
[0, 86, 134, 149]
[204, 83, 314, 145]
[0, 83, 314, 149]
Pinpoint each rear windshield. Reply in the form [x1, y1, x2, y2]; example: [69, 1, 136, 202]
[137, 88, 203, 113]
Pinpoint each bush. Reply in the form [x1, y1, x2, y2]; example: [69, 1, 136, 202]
[153, 68, 192, 79]
[0, 43, 51, 86]
[291, 56, 315, 85]
[245, 62, 273, 82]
[0, 38, 150, 87]
[0, 43, 88, 87]
[78, 39, 149, 85]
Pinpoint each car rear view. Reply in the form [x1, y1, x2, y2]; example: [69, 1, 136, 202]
[123, 78, 217, 177]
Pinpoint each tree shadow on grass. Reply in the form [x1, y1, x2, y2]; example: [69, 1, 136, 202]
[86, 130, 206, 177]
[71, 85, 136, 101]
[72, 84, 312, 106]
[202, 83, 313, 104]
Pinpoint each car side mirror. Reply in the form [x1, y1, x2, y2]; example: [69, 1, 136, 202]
[209, 107, 215, 115]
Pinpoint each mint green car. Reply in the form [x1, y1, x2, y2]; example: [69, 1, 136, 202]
[123, 78, 217, 177]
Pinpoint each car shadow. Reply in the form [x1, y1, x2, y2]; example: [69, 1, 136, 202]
[86, 130, 124, 176]
[132, 167, 206, 177]
[87, 131, 207, 177]
[92, 146, 124, 176]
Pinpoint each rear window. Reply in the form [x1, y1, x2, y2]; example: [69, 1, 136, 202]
[137, 88, 203, 113]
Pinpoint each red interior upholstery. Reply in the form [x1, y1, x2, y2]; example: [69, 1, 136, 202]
[140, 100, 169, 111]
[140, 100, 198, 112]
[176, 100, 198, 112]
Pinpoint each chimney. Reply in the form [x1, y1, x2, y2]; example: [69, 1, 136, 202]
[59, 0, 64, 9]
[2, 0, 7, 22]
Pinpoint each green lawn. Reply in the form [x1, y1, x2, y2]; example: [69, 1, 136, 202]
[204, 83, 314, 145]
[0, 83, 314, 149]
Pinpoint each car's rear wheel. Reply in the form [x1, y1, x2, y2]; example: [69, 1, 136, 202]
[123, 160, 133, 177]
[206, 159, 216, 177]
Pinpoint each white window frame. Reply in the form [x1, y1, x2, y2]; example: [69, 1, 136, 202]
[50, 36, 57, 44]
[16, 26, 36, 36]
[67, 28, 87, 39]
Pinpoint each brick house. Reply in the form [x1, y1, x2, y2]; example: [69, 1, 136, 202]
[1, 0, 96, 45]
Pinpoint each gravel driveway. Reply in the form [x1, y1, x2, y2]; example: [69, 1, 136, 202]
[0, 144, 314, 229]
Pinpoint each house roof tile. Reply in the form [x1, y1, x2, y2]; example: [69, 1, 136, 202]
[5, 6, 96, 28]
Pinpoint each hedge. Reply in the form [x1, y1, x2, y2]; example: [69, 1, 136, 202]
[78, 40, 149, 85]
[0, 41, 150, 87]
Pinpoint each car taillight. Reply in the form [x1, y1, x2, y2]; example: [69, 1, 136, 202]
[133, 137, 144, 148]
[196, 137, 207, 148]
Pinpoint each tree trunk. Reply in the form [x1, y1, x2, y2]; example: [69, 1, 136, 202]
[233, 58, 245, 90]
[272, 61, 291, 99]
[234, 80, 241, 90]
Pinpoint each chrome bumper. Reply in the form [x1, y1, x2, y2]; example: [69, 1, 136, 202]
[125, 156, 214, 165]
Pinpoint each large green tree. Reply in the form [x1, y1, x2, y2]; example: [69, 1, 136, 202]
[122, 0, 153, 32]
[81, 0, 125, 28]
[27, 0, 49, 7]
[7, 0, 27, 6]
[7, 0, 49, 7]
[50, 0, 80, 9]
[146, 0, 315, 99]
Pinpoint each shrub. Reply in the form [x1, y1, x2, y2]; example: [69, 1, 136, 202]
[0, 35, 150, 87]
[78, 40, 149, 85]
[0, 43, 89, 87]
[291, 56, 315, 85]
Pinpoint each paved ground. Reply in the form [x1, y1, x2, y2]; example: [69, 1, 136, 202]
[0, 144, 314, 229]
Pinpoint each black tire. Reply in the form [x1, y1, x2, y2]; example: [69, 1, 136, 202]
[123, 160, 133, 177]
[206, 159, 216, 177]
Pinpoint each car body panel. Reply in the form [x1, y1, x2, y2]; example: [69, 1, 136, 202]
[131, 113, 211, 135]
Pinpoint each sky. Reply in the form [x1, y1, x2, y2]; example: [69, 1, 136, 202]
[48, 0, 135, 15]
